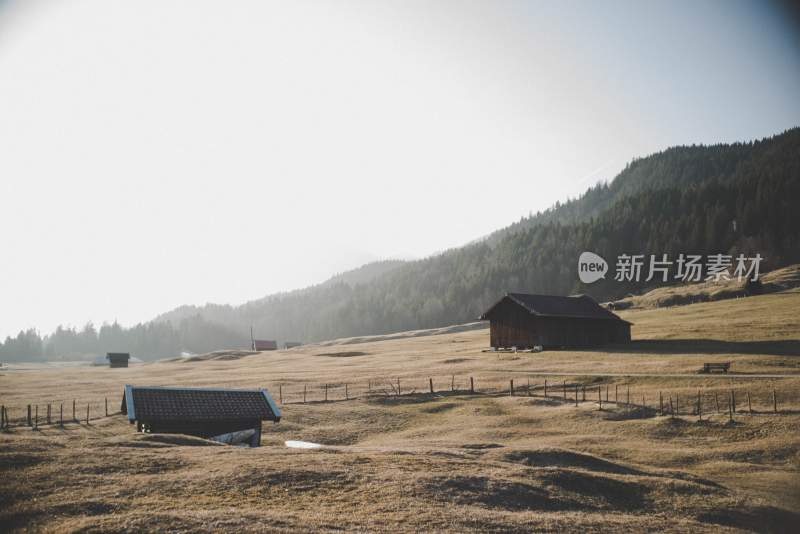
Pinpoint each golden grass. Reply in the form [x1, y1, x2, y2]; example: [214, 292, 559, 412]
[612, 264, 800, 310]
[1, 290, 799, 532]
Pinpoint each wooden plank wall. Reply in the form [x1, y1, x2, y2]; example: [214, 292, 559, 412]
[488, 300, 630, 348]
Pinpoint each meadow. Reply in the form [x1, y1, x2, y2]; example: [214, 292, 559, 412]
[1, 289, 799, 532]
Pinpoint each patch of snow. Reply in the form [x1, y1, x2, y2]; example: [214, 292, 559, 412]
[285, 440, 323, 449]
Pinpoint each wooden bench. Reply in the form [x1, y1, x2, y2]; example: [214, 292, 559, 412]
[702, 362, 731, 373]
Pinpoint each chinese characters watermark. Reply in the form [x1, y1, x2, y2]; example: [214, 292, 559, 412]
[578, 252, 763, 284]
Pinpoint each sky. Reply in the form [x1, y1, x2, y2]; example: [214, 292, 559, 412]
[1, 0, 799, 339]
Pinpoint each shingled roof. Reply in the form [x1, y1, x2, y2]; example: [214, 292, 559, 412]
[121, 385, 281, 423]
[479, 293, 630, 323]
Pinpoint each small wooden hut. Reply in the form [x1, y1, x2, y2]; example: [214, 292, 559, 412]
[479, 293, 631, 349]
[252, 339, 277, 351]
[107, 352, 130, 368]
[121, 385, 281, 447]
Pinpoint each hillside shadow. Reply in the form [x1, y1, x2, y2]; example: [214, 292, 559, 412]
[696, 506, 800, 533]
[600, 339, 800, 357]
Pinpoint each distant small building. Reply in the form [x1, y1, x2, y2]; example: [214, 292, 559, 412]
[479, 293, 631, 349]
[121, 385, 281, 447]
[107, 352, 130, 368]
[252, 339, 277, 351]
[284, 341, 302, 349]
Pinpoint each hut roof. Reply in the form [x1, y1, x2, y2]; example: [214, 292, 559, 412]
[479, 293, 631, 323]
[121, 385, 281, 423]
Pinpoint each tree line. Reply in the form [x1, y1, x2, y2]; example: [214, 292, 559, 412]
[0, 315, 245, 362]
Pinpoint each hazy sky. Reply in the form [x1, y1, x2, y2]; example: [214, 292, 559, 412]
[1, 0, 799, 339]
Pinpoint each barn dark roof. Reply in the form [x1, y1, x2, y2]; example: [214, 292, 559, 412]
[121, 385, 281, 424]
[480, 293, 631, 323]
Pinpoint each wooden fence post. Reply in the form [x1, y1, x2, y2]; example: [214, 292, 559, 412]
[659, 392, 663, 416]
[676, 394, 679, 416]
[510, 379, 514, 396]
[615, 385, 619, 403]
[563, 380, 566, 400]
[544, 379, 547, 397]
[1, 405, 4, 429]
[397, 378, 401, 396]
[279, 385, 283, 404]
[773, 389, 778, 413]
[470, 376, 474, 394]
[697, 390, 702, 420]
[730, 390, 736, 414]
[345, 383, 349, 400]
[105, 397, 108, 417]
[527, 377, 531, 397]
[582, 385, 586, 402]
[34, 405, 38, 429]
[728, 394, 734, 422]
[303, 385, 307, 404]
[606, 386, 609, 402]
[324, 384, 328, 402]
[60, 404, 63, 427]
[47, 404, 51, 425]
[575, 385, 578, 407]
[714, 393, 720, 413]
[86, 403, 90, 424]
[747, 392, 752, 414]
[73, 399, 76, 422]
[429, 378, 434, 394]
[627, 386, 630, 406]
[27, 405, 32, 427]
[597, 386, 602, 410]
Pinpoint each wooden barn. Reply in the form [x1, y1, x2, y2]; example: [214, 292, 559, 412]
[252, 339, 277, 351]
[107, 352, 130, 368]
[479, 293, 631, 349]
[121, 385, 281, 447]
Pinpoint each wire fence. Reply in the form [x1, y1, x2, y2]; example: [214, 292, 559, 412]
[0, 376, 787, 431]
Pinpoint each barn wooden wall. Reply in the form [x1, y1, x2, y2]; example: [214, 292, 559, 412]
[142, 418, 263, 439]
[487, 299, 630, 348]
[488, 299, 540, 348]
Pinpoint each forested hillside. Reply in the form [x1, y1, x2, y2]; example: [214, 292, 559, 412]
[3, 128, 798, 361]
[484, 129, 797, 243]
[156, 128, 800, 344]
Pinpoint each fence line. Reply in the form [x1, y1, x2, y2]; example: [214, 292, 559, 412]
[0, 397, 125, 430]
[0, 380, 787, 431]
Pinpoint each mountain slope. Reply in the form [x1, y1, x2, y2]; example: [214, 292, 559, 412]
[2, 128, 798, 360]
[154, 128, 800, 345]
[484, 129, 799, 244]
[152, 260, 407, 329]
[322, 260, 407, 288]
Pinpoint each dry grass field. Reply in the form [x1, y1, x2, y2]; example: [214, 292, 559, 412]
[610, 264, 800, 310]
[2, 289, 800, 532]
